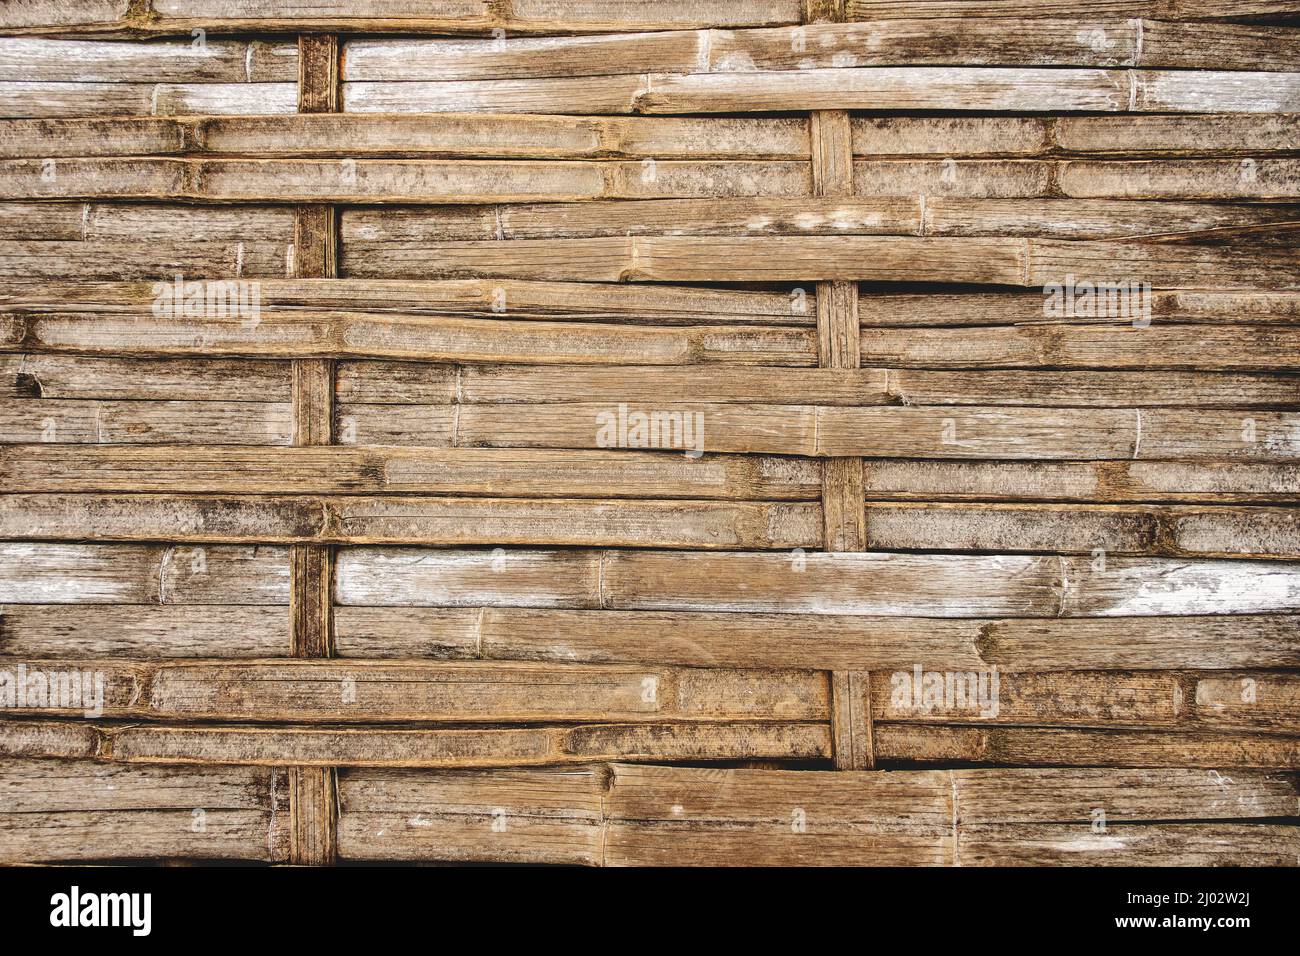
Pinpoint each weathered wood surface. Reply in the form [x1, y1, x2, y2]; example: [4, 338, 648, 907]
[0, 758, 289, 864]
[343, 21, 1300, 78]
[0, 1, 807, 36]
[330, 764, 1300, 865]
[334, 607, 1300, 671]
[1, 1, 1297, 871]
[0, 494, 824, 550]
[334, 547, 1300, 617]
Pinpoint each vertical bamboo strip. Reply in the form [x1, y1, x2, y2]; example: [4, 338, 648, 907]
[289, 33, 340, 866]
[807, 3, 874, 770]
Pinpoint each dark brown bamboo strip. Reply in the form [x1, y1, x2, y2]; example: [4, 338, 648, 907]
[289, 31, 339, 868]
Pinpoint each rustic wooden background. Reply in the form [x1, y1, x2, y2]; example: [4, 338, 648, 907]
[0, 0, 1297, 866]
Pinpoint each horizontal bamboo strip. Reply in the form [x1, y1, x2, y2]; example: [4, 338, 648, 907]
[334, 607, 1300, 670]
[0, 604, 288, 657]
[0, 38, 297, 83]
[0, 758, 289, 865]
[0, 82, 297, 119]
[861, 325, 1300, 370]
[6, 113, 1296, 160]
[875, 724, 1300, 769]
[0, 658, 830, 723]
[846, 1, 1295, 20]
[0, 494, 823, 550]
[0, 1, 806, 35]
[344, 68, 1300, 115]
[343, 198, 1300, 241]
[0, 542, 288, 605]
[1, 355, 291, 401]
[339, 403, 1300, 462]
[861, 460, 1300, 503]
[0, 115, 814, 160]
[2, 490, 1295, 559]
[0, 158, 822, 202]
[4, 446, 823, 499]
[331, 763, 1299, 865]
[0, 399, 292, 444]
[0, 240, 290, 280]
[0, 202, 294, 242]
[335, 547, 1300, 617]
[6, 312, 816, 365]
[342, 237, 1300, 286]
[0, 278, 807, 326]
[0, 718, 832, 767]
[859, 290, 1300, 326]
[343, 20, 1300, 79]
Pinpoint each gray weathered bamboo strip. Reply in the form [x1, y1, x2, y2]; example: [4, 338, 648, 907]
[5, 157, 1298, 203]
[0, 82, 297, 118]
[5, 492, 1297, 558]
[343, 20, 1300, 78]
[859, 290, 1300, 326]
[0, 494, 824, 550]
[0, 240, 290, 280]
[0, 542, 288, 605]
[343, 68, 1300, 115]
[342, 198, 1300, 240]
[0, 202, 295, 241]
[333, 607, 1300, 670]
[0, 1, 807, 36]
[2, 446, 824, 499]
[861, 460, 1300, 503]
[0, 115, 813, 160]
[335, 547, 1300, 617]
[0, 38, 298, 83]
[0, 398, 292, 444]
[0, 718, 833, 768]
[5, 113, 1295, 161]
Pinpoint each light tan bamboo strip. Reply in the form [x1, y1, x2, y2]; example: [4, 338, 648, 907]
[0, 278, 808, 326]
[845, 1, 1295, 22]
[0, 356, 291, 401]
[333, 607, 1300, 671]
[0, 37, 298, 83]
[0, 1, 806, 35]
[0, 398, 293, 445]
[335, 403, 1300, 463]
[0, 718, 832, 768]
[335, 547, 1300, 617]
[329, 764, 1298, 866]
[2, 445, 824, 499]
[0, 604, 289, 657]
